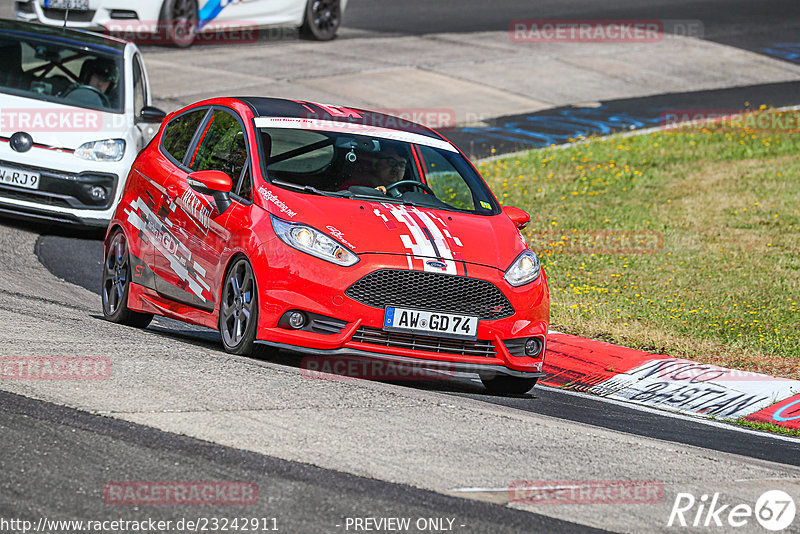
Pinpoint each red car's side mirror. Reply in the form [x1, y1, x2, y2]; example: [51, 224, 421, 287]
[502, 205, 531, 230]
[137, 106, 168, 124]
[187, 170, 233, 214]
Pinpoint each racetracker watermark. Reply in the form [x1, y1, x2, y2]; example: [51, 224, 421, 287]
[509, 480, 664, 504]
[509, 19, 703, 42]
[660, 109, 800, 134]
[668, 490, 796, 530]
[371, 109, 457, 130]
[294, 102, 458, 131]
[1, 357, 111, 380]
[301, 356, 457, 382]
[531, 230, 664, 255]
[103, 20, 280, 46]
[104, 482, 259, 506]
[0, 108, 102, 133]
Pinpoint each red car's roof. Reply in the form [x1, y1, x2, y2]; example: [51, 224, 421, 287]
[236, 97, 447, 141]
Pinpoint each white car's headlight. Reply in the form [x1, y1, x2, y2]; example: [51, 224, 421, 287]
[75, 139, 125, 161]
[272, 215, 359, 267]
[504, 250, 541, 287]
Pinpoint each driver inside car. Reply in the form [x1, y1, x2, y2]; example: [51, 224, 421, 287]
[340, 146, 408, 194]
[371, 148, 407, 194]
[85, 59, 117, 94]
[63, 58, 118, 108]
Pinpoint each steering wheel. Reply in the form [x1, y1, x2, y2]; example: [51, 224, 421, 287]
[386, 180, 436, 198]
[62, 84, 109, 107]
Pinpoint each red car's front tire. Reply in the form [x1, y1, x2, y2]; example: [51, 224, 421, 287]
[480, 372, 538, 395]
[219, 257, 260, 356]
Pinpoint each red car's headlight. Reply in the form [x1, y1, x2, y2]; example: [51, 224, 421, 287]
[271, 215, 359, 267]
[504, 250, 541, 287]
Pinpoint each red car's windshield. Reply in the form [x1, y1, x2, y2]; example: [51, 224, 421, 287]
[259, 127, 499, 215]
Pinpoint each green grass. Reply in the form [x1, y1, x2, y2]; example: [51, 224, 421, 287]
[480, 109, 800, 378]
[735, 418, 800, 437]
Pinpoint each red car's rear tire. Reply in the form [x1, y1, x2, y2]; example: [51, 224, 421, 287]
[102, 230, 154, 328]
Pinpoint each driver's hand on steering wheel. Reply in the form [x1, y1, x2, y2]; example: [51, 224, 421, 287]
[375, 186, 387, 194]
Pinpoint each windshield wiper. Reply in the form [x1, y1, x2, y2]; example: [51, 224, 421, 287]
[344, 190, 420, 206]
[271, 179, 350, 198]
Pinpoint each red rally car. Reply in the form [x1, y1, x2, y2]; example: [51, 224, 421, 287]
[102, 97, 549, 394]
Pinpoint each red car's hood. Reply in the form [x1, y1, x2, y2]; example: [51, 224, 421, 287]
[256, 186, 528, 272]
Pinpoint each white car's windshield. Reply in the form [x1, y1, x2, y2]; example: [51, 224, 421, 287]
[259, 126, 499, 215]
[0, 33, 123, 113]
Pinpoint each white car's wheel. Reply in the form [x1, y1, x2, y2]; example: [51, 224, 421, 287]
[159, 0, 198, 47]
[300, 0, 341, 41]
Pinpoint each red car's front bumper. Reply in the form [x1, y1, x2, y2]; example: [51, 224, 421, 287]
[252, 248, 549, 378]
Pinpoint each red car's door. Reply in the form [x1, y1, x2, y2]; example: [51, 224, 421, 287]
[122, 107, 205, 289]
[153, 108, 248, 310]
[133, 107, 208, 309]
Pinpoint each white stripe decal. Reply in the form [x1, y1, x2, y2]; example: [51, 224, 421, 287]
[414, 210, 457, 274]
[254, 117, 458, 152]
[376, 203, 467, 274]
[193, 261, 207, 277]
[124, 197, 210, 302]
[389, 205, 438, 271]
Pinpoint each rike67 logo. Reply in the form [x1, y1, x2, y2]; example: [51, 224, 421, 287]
[668, 490, 796, 531]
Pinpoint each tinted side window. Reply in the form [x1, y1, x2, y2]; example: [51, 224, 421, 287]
[236, 166, 252, 201]
[190, 110, 247, 181]
[161, 109, 207, 164]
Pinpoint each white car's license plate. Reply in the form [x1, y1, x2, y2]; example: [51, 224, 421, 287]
[383, 307, 478, 340]
[44, 0, 89, 10]
[0, 165, 41, 190]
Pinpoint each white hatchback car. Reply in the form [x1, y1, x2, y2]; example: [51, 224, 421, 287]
[0, 20, 165, 228]
[15, 0, 349, 46]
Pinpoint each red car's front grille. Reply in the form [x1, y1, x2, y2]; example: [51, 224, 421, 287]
[345, 269, 515, 320]
[351, 326, 497, 358]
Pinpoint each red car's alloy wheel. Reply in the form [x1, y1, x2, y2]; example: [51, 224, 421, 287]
[219, 258, 259, 355]
[102, 231, 153, 328]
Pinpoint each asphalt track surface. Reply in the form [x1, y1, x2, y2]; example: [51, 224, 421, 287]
[449, 81, 800, 159]
[8, 1, 800, 530]
[31, 230, 800, 468]
[343, 0, 800, 158]
[343, 0, 800, 54]
[1, 390, 598, 533]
